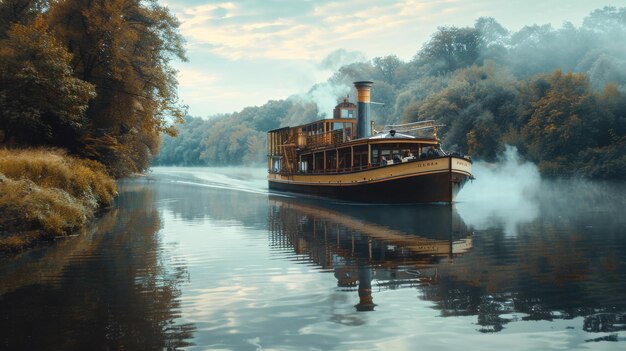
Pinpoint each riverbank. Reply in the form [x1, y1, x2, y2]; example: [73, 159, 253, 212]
[0, 148, 117, 255]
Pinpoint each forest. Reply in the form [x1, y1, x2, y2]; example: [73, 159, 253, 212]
[155, 7, 626, 180]
[0, 0, 186, 178]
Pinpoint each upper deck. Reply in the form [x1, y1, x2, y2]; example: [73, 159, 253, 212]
[268, 118, 448, 175]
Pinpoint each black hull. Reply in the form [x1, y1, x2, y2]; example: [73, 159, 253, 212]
[269, 171, 470, 204]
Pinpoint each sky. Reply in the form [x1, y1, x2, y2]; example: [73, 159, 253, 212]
[161, 0, 625, 117]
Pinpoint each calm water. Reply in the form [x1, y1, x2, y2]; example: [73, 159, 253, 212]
[1, 165, 625, 350]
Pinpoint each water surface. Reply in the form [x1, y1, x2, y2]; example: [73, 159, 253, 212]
[1, 166, 625, 350]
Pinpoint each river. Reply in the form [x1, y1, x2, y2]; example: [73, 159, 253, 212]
[1, 165, 625, 350]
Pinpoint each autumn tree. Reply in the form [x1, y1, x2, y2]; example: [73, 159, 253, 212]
[46, 0, 186, 177]
[0, 18, 95, 146]
[518, 70, 615, 176]
[0, 0, 45, 37]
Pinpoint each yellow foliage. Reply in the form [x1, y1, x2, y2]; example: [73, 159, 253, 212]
[0, 148, 118, 253]
[0, 148, 116, 208]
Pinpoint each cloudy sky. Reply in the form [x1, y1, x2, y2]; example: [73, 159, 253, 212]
[162, 0, 623, 117]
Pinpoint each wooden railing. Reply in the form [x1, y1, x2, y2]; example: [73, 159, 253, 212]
[304, 130, 345, 149]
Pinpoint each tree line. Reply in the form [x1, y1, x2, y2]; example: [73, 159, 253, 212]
[0, 0, 186, 177]
[156, 6, 625, 179]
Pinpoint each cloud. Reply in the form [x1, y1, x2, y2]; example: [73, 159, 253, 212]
[177, 68, 218, 88]
[163, 0, 611, 115]
[169, 0, 446, 61]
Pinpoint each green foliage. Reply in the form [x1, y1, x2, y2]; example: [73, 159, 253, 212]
[414, 62, 517, 161]
[416, 26, 482, 75]
[155, 99, 294, 166]
[156, 6, 626, 179]
[154, 116, 207, 166]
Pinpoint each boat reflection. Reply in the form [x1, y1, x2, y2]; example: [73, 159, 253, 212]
[268, 196, 472, 311]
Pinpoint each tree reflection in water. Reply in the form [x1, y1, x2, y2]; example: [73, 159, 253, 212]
[267, 195, 626, 335]
[0, 181, 195, 350]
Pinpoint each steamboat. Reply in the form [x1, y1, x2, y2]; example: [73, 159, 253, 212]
[267, 81, 473, 203]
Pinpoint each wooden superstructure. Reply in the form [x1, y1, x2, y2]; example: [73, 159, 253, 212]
[267, 81, 473, 203]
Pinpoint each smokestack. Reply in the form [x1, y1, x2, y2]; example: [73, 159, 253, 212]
[354, 81, 373, 138]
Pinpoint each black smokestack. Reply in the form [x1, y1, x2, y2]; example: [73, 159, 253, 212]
[354, 81, 373, 138]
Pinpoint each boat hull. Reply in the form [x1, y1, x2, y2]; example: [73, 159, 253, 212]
[268, 156, 472, 204]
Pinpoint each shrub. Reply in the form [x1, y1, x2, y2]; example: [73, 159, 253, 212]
[0, 148, 117, 253]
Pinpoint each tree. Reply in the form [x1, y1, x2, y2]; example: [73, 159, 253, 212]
[519, 70, 614, 176]
[46, 0, 187, 177]
[0, 18, 95, 146]
[416, 26, 481, 75]
[474, 17, 509, 64]
[372, 55, 403, 86]
[582, 6, 626, 35]
[0, 0, 45, 37]
[414, 62, 517, 160]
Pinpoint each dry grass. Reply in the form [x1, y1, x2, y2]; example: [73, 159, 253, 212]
[0, 148, 117, 254]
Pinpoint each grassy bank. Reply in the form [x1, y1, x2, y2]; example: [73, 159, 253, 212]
[0, 148, 117, 254]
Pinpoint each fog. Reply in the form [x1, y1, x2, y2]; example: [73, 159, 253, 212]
[456, 146, 541, 236]
[457, 145, 626, 235]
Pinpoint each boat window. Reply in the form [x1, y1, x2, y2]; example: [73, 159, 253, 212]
[272, 158, 281, 172]
[326, 152, 336, 171]
[340, 109, 354, 118]
[371, 147, 379, 166]
[338, 148, 351, 172]
[299, 161, 308, 172]
[352, 145, 368, 170]
[314, 153, 324, 173]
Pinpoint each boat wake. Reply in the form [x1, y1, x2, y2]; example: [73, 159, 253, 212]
[150, 167, 271, 196]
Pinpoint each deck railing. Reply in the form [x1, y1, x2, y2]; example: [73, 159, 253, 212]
[303, 130, 345, 149]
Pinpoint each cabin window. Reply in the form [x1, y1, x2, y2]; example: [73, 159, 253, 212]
[314, 153, 324, 173]
[338, 148, 351, 171]
[371, 147, 379, 166]
[353, 145, 368, 170]
[326, 152, 336, 172]
[272, 157, 281, 172]
[299, 161, 308, 172]
[340, 109, 354, 118]
[300, 154, 313, 173]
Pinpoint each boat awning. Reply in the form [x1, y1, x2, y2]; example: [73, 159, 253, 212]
[368, 132, 415, 139]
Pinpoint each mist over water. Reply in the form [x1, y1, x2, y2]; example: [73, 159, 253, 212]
[456, 145, 541, 235]
[457, 145, 626, 235]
